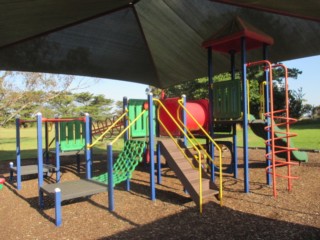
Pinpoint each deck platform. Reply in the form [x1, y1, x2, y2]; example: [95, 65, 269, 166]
[40, 179, 107, 201]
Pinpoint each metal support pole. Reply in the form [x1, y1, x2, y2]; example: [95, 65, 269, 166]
[37, 113, 44, 204]
[54, 116, 60, 183]
[85, 113, 91, 179]
[148, 93, 156, 201]
[182, 95, 188, 147]
[107, 143, 114, 211]
[15, 117, 21, 190]
[157, 142, 162, 184]
[123, 97, 129, 141]
[241, 37, 250, 193]
[208, 47, 215, 182]
[230, 50, 238, 179]
[123, 97, 130, 191]
[263, 44, 272, 185]
[45, 122, 49, 163]
[55, 188, 62, 227]
[232, 123, 238, 178]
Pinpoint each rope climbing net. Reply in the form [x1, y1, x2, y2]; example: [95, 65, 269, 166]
[92, 140, 146, 186]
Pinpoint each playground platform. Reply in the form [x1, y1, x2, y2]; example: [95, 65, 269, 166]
[40, 179, 107, 201]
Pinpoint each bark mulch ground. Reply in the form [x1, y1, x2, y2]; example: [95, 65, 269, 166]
[0, 148, 319, 239]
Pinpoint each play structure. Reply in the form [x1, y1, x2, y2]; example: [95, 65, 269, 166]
[9, 116, 86, 190]
[202, 17, 307, 197]
[36, 109, 150, 226]
[9, 118, 57, 190]
[9, 17, 308, 227]
[34, 95, 225, 226]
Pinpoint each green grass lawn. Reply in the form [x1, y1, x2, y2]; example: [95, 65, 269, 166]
[0, 119, 319, 161]
[231, 119, 320, 149]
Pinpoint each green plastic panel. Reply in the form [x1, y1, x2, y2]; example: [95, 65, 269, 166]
[59, 121, 85, 152]
[128, 99, 157, 138]
[213, 80, 241, 120]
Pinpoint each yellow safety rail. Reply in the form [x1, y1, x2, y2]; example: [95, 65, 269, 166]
[156, 101, 199, 169]
[88, 108, 147, 150]
[177, 98, 223, 206]
[155, 99, 203, 211]
[87, 110, 128, 149]
[110, 109, 147, 145]
[259, 81, 266, 120]
[155, 98, 220, 213]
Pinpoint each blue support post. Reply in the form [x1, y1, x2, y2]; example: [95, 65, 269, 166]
[263, 44, 272, 186]
[85, 113, 91, 179]
[54, 116, 60, 183]
[39, 189, 44, 209]
[182, 95, 188, 147]
[37, 113, 44, 205]
[241, 37, 250, 193]
[208, 47, 215, 182]
[232, 123, 238, 178]
[55, 188, 62, 227]
[148, 93, 156, 201]
[107, 143, 114, 211]
[230, 50, 238, 179]
[123, 97, 130, 191]
[9, 162, 13, 182]
[44, 122, 49, 163]
[15, 117, 22, 190]
[123, 97, 129, 141]
[157, 142, 161, 184]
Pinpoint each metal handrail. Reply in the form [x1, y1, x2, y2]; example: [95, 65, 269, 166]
[154, 98, 204, 213]
[87, 110, 128, 149]
[177, 98, 223, 205]
[110, 110, 146, 145]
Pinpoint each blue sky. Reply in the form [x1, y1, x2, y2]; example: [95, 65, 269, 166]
[74, 55, 319, 106]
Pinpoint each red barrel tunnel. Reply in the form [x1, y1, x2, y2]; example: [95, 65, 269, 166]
[158, 98, 209, 137]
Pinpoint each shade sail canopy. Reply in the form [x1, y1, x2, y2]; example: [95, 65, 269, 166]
[0, 0, 319, 88]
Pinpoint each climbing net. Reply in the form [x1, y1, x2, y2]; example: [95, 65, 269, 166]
[92, 140, 146, 186]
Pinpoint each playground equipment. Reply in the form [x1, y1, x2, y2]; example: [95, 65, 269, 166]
[40, 94, 224, 226]
[155, 96, 223, 212]
[202, 16, 306, 196]
[92, 140, 146, 186]
[37, 106, 150, 226]
[37, 113, 100, 226]
[247, 62, 301, 196]
[48, 117, 86, 175]
[9, 117, 57, 190]
[158, 98, 209, 136]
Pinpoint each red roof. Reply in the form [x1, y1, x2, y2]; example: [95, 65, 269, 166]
[202, 17, 274, 53]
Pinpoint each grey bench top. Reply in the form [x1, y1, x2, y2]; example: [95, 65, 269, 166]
[40, 179, 107, 201]
[49, 150, 84, 156]
[10, 164, 55, 175]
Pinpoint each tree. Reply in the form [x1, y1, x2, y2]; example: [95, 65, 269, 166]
[302, 103, 313, 118]
[44, 92, 115, 119]
[0, 71, 77, 126]
[160, 73, 233, 100]
[46, 92, 76, 116]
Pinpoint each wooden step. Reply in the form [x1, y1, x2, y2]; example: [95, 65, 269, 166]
[159, 138, 219, 207]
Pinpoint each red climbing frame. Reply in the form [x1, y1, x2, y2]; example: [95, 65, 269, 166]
[247, 60, 299, 197]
